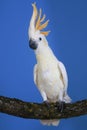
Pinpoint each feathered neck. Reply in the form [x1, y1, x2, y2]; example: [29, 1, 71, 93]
[35, 44, 54, 65]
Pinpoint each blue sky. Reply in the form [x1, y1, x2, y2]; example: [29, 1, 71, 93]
[0, 0, 87, 130]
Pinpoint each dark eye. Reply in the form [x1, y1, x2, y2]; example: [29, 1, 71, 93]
[39, 37, 42, 41]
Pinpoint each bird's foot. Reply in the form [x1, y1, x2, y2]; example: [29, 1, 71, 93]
[56, 101, 65, 112]
[43, 100, 50, 108]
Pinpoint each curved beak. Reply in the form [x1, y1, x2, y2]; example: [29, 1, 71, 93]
[29, 39, 38, 50]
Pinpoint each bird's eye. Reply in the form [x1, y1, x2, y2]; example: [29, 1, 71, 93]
[39, 37, 42, 41]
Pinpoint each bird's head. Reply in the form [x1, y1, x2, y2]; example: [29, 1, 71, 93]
[28, 3, 50, 51]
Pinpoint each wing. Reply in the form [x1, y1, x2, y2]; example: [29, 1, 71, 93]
[58, 61, 71, 103]
[34, 64, 38, 86]
[57, 61, 68, 89]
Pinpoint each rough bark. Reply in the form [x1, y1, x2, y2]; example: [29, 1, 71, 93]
[0, 96, 87, 119]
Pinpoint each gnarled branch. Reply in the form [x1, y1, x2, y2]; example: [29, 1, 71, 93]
[0, 96, 87, 119]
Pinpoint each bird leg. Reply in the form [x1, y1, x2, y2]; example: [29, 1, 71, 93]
[55, 101, 65, 112]
[56, 90, 66, 112]
[58, 101, 65, 112]
[43, 100, 50, 108]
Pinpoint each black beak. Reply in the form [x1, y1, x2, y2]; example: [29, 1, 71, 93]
[29, 39, 38, 50]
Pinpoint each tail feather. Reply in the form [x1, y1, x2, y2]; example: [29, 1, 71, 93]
[40, 119, 60, 126]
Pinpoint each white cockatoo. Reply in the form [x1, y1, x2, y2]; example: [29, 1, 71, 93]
[28, 3, 71, 126]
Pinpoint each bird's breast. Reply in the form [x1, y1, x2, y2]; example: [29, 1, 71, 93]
[38, 66, 63, 102]
[35, 47, 64, 102]
[38, 63, 61, 87]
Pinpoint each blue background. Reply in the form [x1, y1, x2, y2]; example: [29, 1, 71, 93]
[0, 0, 87, 130]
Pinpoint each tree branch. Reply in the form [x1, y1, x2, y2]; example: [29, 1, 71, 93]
[0, 96, 87, 119]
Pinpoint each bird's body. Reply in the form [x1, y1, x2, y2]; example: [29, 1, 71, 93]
[34, 42, 71, 126]
[28, 3, 71, 126]
[34, 45, 66, 103]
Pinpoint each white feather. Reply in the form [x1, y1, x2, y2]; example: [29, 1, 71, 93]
[58, 61, 68, 88]
[58, 61, 71, 103]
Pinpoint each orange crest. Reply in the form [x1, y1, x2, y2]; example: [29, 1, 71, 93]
[32, 3, 50, 36]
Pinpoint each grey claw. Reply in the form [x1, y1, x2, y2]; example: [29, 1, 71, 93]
[59, 101, 65, 112]
[56, 101, 65, 112]
[43, 100, 50, 108]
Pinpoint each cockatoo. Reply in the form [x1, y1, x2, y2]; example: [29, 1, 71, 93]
[28, 3, 71, 126]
